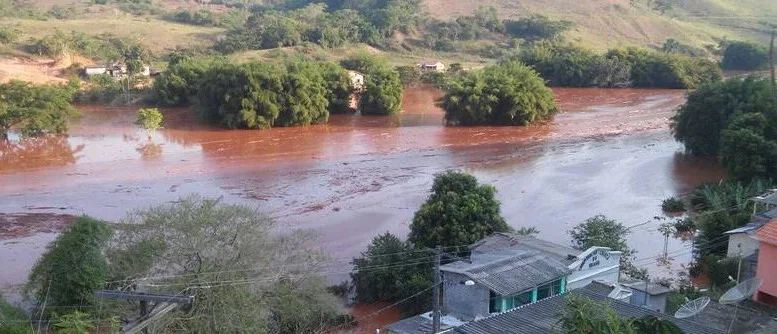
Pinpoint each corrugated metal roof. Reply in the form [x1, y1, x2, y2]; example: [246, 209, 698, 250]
[442, 250, 571, 296]
[470, 234, 580, 265]
[755, 219, 777, 245]
[453, 284, 725, 334]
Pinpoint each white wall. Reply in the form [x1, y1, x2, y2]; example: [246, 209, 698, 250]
[567, 247, 621, 291]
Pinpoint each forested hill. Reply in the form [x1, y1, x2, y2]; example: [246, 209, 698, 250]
[423, 0, 777, 49]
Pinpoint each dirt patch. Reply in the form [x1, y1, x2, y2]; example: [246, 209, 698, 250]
[0, 213, 76, 239]
[0, 57, 69, 84]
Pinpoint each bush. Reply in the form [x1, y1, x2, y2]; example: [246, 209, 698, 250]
[135, 107, 163, 133]
[673, 217, 695, 233]
[661, 197, 685, 213]
[0, 26, 19, 44]
[52, 311, 95, 334]
[721, 41, 769, 71]
[76, 74, 123, 104]
[25, 216, 112, 313]
[340, 56, 402, 115]
[504, 15, 573, 42]
[519, 42, 631, 87]
[607, 47, 722, 89]
[441, 60, 558, 126]
[0, 295, 32, 334]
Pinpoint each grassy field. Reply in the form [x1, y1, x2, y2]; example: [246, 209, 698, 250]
[423, 0, 777, 50]
[6, 15, 224, 54]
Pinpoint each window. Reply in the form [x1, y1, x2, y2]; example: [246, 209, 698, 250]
[489, 290, 500, 313]
[536, 284, 551, 300]
[513, 290, 533, 306]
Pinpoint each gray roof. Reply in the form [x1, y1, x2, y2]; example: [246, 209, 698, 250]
[619, 278, 671, 295]
[452, 284, 725, 334]
[442, 250, 571, 297]
[725, 207, 777, 235]
[384, 314, 454, 334]
[752, 190, 777, 206]
[470, 233, 580, 265]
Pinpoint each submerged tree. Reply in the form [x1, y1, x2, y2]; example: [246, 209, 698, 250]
[134, 107, 163, 137]
[409, 171, 511, 249]
[105, 196, 345, 333]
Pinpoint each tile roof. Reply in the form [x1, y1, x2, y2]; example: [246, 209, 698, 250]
[755, 219, 777, 245]
[441, 250, 571, 297]
[452, 284, 725, 334]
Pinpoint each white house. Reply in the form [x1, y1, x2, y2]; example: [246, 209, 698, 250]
[417, 59, 445, 73]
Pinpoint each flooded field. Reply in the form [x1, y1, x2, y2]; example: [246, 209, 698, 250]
[0, 86, 723, 295]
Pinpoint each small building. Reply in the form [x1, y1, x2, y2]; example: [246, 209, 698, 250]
[84, 65, 108, 76]
[384, 233, 623, 334]
[725, 207, 777, 259]
[347, 70, 365, 111]
[450, 283, 724, 334]
[619, 277, 671, 313]
[417, 59, 445, 73]
[754, 219, 777, 305]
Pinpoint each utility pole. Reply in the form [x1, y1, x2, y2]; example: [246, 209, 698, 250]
[432, 245, 441, 334]
[770, 29, 776, 94]
[94, 290, 194, 334]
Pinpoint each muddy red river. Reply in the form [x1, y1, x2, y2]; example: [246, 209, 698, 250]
[0, 86, 723, 297]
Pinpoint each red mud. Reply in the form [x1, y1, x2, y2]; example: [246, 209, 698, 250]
[0, 86, 722, 292]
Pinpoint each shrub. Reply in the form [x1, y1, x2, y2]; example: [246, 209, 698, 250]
[721, 41, 769, 71]
[25, 216, 112, 312]
[135, 108, 163, 133]
[673, 217, 695, 233]
[441, 60, 558, 126]
[0, 80, 78, 138]
[607, 47, 721, 89]
[661, 197, 685, 213]
[0, 26, 19, 44]
[76, 74, 123, 104]
[0, 295, 32, 334]
[519, 42, 631, 87]
[52, 311, 95, 334]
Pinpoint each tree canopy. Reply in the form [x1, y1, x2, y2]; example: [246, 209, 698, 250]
[105, 195, 346, 333]
[408, 170, 511, 249]
[0, 80, 78, 139]
[25, 216, 112, 312]
[441, 60, 558, 126]
[721, 41, 769, 71]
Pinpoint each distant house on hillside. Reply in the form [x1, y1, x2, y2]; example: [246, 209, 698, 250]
[84, 62, 151, 78]
[417, 59, 445, 73]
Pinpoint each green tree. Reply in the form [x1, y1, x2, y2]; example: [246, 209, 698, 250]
[721, 41, 769, 70]
[134, 107, 163, 135]
[671, 76, 777, 156]
[351, 233, 432, 315]
[25, 216, 112, 312]
[319, 62, 354, 114]
[153, 58, 214, 106]
[106, 196, 344, 333]
[558, 294, 636, 334]
[631, 315, 683, 334]
[409, 171, 510, 249]
[276, 62, 330, 126]
[0, 80, 78, 139]
[441, 60, 558, 126]
[360, 65, 403, 115]
[720, 113, 777, 180]
[569, 215, 640, 275]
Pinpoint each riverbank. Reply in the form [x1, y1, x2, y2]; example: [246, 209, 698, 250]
[0, 86, 722, 296]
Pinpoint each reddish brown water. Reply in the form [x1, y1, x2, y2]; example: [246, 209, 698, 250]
[0, 86, 723, 297]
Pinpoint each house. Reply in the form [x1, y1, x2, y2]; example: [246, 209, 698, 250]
[347, 70, 365, 111]
[417, 60, 445, 73]
[450, 283, 725, 334]
[384, 234, 622, 334]
[84, 65, 107, 76]
[83, 62, 151, 78]
[619, 277, 671, 313]
[724, 207, 777, 259]
[754, 219, 777, 305]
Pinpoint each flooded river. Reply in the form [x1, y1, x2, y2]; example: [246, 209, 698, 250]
[0, 86, 723, 295]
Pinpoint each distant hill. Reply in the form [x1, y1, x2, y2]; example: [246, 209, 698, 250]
[423, 0, 777, 50]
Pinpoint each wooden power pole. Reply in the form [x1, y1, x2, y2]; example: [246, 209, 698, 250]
[432, 246, 442, 333]
[95, 290, 194, 334]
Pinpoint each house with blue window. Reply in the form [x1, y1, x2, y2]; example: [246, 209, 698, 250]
[384, 233, 622, 334]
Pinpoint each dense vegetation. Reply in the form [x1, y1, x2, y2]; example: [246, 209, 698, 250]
[27, 30, 150, 67]
[105, 196, 348, 333]
[518, 43, 722, 88]
[409, 170, 511, 249]
[0, 80, 78, 139]
[340, 54, 403, 115]
[560, 294, 683, 334]
[352, 170, 512, 314]
[25, 216, 112, 314]
[441, 60, 558, 126]
[672, 76, 777, 180]
[721, 41, 769, 71]
[153, 57, 364, 128]
[569, 215, 644, 278]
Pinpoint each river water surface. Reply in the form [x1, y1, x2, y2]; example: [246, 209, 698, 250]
[0, 86, 723, 297]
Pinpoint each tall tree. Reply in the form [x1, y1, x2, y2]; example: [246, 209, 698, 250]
[0, 80, 78, 139]
[408, 171, 511, 249]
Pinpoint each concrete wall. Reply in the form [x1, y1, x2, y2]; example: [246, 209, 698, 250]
[756, 242, 777, 305]
[567, 247, 621, 291]
[727, 233, 759, 258]
[629, 291, 667, 313]
[442, 271, 490, 321]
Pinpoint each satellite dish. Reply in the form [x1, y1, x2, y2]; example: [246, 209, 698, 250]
[719, 277, 763, 305]
[674, 297, 711, 319]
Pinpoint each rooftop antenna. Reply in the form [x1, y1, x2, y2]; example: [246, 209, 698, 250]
[674, 296, 710, 319]
[718, 277, 763, 334]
